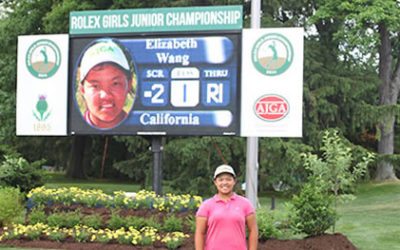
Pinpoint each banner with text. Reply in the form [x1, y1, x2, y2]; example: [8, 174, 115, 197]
[17, 34, 69, 136]
[70, 5, 242, 34]
[240, 28, 304, 137]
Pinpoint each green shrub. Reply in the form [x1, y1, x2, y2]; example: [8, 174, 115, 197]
[28, 206, 47, 224]
[47, 213, 65, 227]
[107, 213, 126, 230]
[73, 227, 91, 242]
[25, 228, 42, 240]
[47, 229, 67, 242]
[0, 187, 24, 227]
[185, 215, 196, 233]
[47, 211, 81, 228]
[162, 215, 183, 232]
[82, 214, 103, 229]
[63, 211, 82, 228]
[126, 216, 147, 229]
[0, 155, 46, 193]
[116, 233, 132, 245]
[257, 210, 281, 240]
[146, 216, 161, 230]
[291, 182, 336, 236]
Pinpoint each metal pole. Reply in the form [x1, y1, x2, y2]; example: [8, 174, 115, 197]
[245, 0, 261, 208]
[151, 136, 163, 195]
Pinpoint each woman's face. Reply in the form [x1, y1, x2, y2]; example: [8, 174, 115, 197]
[214, 173, 236, 195]
[80, 63, 131, 128]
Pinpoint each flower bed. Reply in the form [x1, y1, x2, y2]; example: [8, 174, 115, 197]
[0, 187, 200, 249]
[27, 187, 202, 212]
[0, 186, 359, 250]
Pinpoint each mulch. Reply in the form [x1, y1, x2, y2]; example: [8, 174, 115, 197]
[0, 233, 358, 250]
[1, 204, 358, 249]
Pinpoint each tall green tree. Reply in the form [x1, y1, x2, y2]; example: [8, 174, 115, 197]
[313, 0, 400, 180]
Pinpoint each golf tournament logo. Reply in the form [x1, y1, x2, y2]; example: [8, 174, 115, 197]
[254, 94, 289, 121]
[26, 39, 61, 79]
[252, 33, 293, 76]
[33, 95, 51, 121]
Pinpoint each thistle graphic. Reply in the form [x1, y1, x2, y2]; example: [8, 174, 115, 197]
[33, 95, 51, 121]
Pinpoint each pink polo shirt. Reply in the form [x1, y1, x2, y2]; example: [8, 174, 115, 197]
[196, 193, 255, 250]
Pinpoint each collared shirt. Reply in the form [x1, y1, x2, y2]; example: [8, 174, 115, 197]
[196, 193, 255, 250]
[84, 110, 94, 126]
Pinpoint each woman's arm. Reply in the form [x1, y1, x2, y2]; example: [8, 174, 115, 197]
[195, 216, 208, 250]
[246, 213, 258, 250]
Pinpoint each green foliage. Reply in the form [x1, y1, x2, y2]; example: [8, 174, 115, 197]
[312, 0, 400, 58]
[25, 227, 42, 240]
[291, 181, 336, 236]
[145, 216, 162, 231]
[162, 215, 183, 232]
[0, 155, 46, 193]
[116, 232, 133, 245]
[47, 229, 67, 242]
[107, 212, 126, 230]
[257, 210, 283, 240]
[126, 216, 148, 229]
[259, 138, 312, 193]
[163, 136, 245, 195]
[185, 215, 196, 233]
[0, 187, 24, 227]
[73, 227, 91, 242]
[302, 129, 375, 196]
[28, 206, 47, 225]
[257, 208, 295, 240]
[82, 214, 103, 229]
[113, 136, 152, 187]
[46, 213, 65, 227]
[47, 211, 81, 228]
[164, 234, 186, 250]
[300, 129, 375, 232]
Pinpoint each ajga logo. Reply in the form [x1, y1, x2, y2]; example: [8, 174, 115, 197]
[26, 39, 61, 79]
[252, 33, 293, 76]
[254, 94, 289, 121]
[33, 95, 51, 121]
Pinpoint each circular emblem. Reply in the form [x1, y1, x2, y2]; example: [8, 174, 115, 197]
[26, 39, 61, 79]
[254, 94, 289, 121]
[252, 33, 293, 76]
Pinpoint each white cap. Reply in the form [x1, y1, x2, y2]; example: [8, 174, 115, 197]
[213, 164, 236, 179]
[79, 39, 130, 83]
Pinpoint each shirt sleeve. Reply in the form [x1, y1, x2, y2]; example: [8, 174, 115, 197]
[196, 199, 209, 218]
[244, 198, 255, 216]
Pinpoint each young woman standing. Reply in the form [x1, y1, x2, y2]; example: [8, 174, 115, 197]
[195, 164, 258, 250]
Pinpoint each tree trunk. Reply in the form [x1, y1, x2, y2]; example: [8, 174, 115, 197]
[376, 24, 399, 181]
[67, 135, 87, 179]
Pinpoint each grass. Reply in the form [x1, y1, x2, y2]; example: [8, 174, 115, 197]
[257, 182, 400, 250]
[43, 172, 141, 194]
[335, 181, 400, 250]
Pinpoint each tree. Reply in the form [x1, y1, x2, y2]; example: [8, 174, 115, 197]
[301, 129, 375, 231]
[313, 0, 400, 180]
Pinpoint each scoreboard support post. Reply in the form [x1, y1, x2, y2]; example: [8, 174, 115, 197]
[151, 136, 163, 195]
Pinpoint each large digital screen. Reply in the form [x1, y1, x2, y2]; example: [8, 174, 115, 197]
[69, 33, 241, 135]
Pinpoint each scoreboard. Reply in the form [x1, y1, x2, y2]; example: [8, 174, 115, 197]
[69, 33, 241, 135]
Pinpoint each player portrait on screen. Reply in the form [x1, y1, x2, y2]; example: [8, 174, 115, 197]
[75, 38, 136, 130]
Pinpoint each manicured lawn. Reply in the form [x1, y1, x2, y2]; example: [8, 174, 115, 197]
[258, 182, 400, 250]
[44, 172, 141, 194]
[335, 181, 400, 250]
